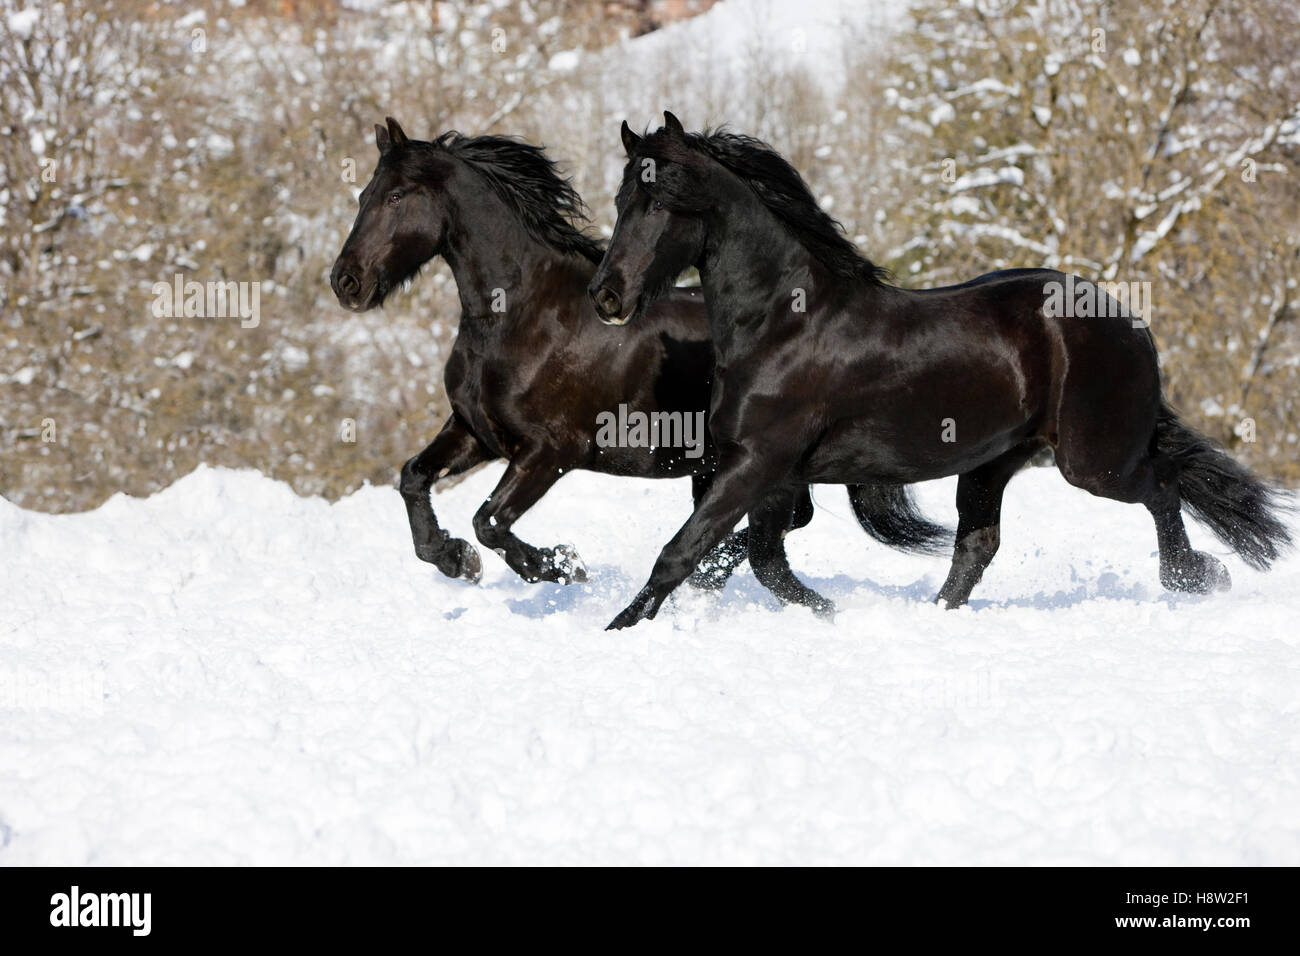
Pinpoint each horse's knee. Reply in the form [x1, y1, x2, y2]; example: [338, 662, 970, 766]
[400, 455, 430, 498]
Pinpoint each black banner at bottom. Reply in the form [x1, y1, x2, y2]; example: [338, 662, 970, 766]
[0, 865, 1291, 945]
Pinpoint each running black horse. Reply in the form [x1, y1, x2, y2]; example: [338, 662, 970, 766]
[330, 118, 946, 592]
[590, 112, 1291, 629]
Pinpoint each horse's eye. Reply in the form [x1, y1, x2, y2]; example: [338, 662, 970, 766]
[652, 200, 664, 212]
[388, 192, 402, 205]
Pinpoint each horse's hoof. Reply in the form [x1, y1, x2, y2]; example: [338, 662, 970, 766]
[606, 586, 658, 630]
[606, 608, 642, 630]
[934, 588, 968, 609]
[551, 544, 587, 584]
[1161, 551, 1231, 594]
[812, 597, 836, 621]
[423, 538, 486, 582]
[457, 541, 483, 583]
[1204, 554, 1232, 592]
[416, 538, 481, 583]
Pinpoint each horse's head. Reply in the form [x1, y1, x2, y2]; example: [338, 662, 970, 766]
[589, 112, 710, 326]
[331, 117, 450, 312]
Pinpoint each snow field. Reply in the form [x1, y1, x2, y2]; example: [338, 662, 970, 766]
[1, 463, 1298, 864]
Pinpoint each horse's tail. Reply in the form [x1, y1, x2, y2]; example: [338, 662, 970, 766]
[1156, 401, 1293, 570]
[848, 483, 951, 555]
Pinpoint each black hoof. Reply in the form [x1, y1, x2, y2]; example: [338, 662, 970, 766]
[417, 538, 481, 583]
[1161, 551, 1231, 594]
[811, 596, 836, 621]
[524, 544, 588, 585]
[606, 586, 659, 630]
[934, 587, 968, 609]
[456, 541, 483, 583]
[549, 544, 587, 584]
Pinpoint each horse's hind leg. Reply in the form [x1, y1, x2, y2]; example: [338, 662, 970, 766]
[1050, 323, 1230, 593]
[471, 450, 586, 584]
[1059, 448, 1230, 594]
[748, 485, 834, 618]
[789, 484, 814, 530]
[400, 414, 492, 581]
[1145, 456, 1232, 592]
[937, 442, 1039, 608]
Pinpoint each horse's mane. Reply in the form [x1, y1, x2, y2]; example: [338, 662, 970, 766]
[397, 132, 605, 264]
[642, 127, 890, 285]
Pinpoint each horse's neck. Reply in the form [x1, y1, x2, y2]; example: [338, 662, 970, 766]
[700, 191, 889, 353]
[699, 202, 817, 346]
[442, 209, 579, 327]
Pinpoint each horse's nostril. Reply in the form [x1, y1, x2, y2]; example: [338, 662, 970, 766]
[338, 272, 360, 297]
[593, 287, 622, 318]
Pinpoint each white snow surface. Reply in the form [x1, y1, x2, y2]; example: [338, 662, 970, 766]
[2, 464, 1299, 865]
[621, 0, 909, 93]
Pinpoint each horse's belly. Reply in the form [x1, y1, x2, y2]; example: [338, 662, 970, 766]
[798, 414, 1035, 483]
[586, 442, 717, 478]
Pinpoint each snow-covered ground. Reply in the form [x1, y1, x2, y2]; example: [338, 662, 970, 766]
[618, 0, 907, 87]
[2, 463, 1298, 865]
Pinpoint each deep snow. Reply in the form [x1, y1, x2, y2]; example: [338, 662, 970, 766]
[2, 463, 1298, 865]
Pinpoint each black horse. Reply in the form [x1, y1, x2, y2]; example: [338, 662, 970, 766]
[330, 118, 946, 593]
[590, 112, 1292, 629]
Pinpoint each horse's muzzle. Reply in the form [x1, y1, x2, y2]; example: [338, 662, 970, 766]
[330, 261, 374, 312]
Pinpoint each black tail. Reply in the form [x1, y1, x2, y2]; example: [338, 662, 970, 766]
[847, 483, 951, 555]
[1156, 402, 1293, 570]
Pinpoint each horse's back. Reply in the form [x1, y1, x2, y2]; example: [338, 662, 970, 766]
[913, 267, 1064, 294]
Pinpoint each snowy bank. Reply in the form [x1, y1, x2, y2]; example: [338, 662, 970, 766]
[1, 464, 1298, 864]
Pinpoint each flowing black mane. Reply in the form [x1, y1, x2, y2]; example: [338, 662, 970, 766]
[397, 132, 605, 264]
[638, 128, 890, 284]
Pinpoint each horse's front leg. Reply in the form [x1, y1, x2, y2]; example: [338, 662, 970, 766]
[471, 450, 586, 584]
[400, 413, 492, 581]
[608, 445, 793, 629]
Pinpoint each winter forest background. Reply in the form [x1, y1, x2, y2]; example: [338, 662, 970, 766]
[3, 0, 1298, 511]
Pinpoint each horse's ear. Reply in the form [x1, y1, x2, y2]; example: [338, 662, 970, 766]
[620, 120, 642, 157]
[663, 111, 685, 137]
[375, 123, 391, 155]
[385, 117, 409, 146]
